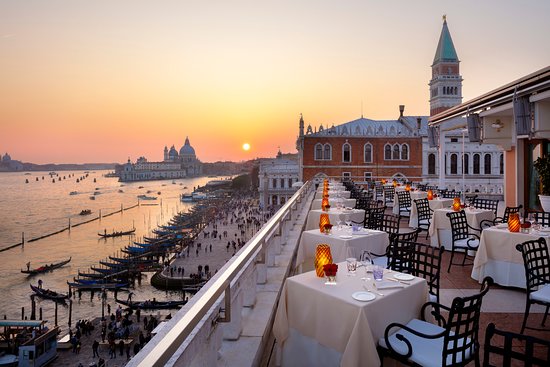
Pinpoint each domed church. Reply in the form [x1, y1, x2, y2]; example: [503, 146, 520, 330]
[163, 137, 202, 176]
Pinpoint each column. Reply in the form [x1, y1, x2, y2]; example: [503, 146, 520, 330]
[438, 130, 446, 189]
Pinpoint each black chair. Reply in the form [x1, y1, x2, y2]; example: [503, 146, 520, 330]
[515, 237, 550, 333]
[367, 228, 421, 270]
[417, 183, 427, 191]
[534, 211, 550, 226]
[352, 204, 386, 229]
[375, 185, 384, 201]
[441, 190, 462, 199]
[379, 277, 493, 367]
[383, 187, 395, 207]
[472, 198, 499, 217]
[414, 198, 434, 239]
[446, 210, 481, 273]
[377, 213, 401, 241]
[480, 205, 522, 229]
[411, 243, 445, 304]
[483, 323, 550, 367]
[396, 191, 412, 217]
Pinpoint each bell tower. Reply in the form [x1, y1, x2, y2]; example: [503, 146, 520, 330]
[429, 16, 463, 116]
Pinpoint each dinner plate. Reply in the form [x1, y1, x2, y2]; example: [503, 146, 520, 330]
[339, 235, 353, 239]
[539, 227, 550, 233]
[394, 273, 415, 281]
[352, 291, 375, 302]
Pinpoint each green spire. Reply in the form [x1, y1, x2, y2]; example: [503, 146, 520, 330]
[433, 16, 458, 64]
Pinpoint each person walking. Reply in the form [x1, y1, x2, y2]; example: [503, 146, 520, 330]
[92, 339, 100, 358]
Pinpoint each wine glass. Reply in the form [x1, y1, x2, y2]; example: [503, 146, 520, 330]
[361, 252, 372, 280]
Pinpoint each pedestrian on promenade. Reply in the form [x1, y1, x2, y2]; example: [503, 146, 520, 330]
[126, 343, 131, 360]
[92, 339, 99, 358]
[118, 339, 124, 356]
[133, 342, 140, 356]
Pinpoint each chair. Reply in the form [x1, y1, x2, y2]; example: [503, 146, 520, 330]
[417, 183, 427, 191]
[367, 228, 421, 270]
[384, 187, 395, 207]
[480, 205, 522, 230]
[472, 198, 499, 216]
[411, 243, 445, 303]
[446, 210, 481, 273]
[534, 211, 550, 226]
[482, 323, 550, 367]
[378, 277, 493, 367]
[377, 213, 401, 241]
[441, 190, 462, 199]
[414, 198, 434, 239]
[515, 237, 550, 333]
[396, 191, 412, 217]
[375, 185, 384, 202]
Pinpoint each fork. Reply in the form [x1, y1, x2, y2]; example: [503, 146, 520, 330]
[364, 284, 384, 297]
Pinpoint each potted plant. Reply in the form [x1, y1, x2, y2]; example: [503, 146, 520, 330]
[534, 155, 550, 212]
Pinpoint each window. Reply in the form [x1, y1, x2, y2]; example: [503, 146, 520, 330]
[450, 153, 458, 174]
[428, 153, 436, 175]
[473, 153, 480, 174]
[271, 195, 278, 205]
[384, 144, 392, 160]
[499, 153, 504, 174]
[323, 144, 332, 160]
[392, 144, 400, 160]
[463, 153, 469, 174]
[280, 197, 286, 205]
[314, 143, 323, 160]
[364, 172, 372, 181]
[401, 144, 409, 160]
[280, 178, 285, 188]
[484, 154, 492, 175]
[272, 178, 277, 188]
[364, 143, 372, 163]
[342, 143, 351, 162]
[451, 138, 458, 143]
[288, 178, 292, 188]
[342, 172, 351, 181]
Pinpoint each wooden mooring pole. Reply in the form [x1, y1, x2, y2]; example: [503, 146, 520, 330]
[30, 295, 36, 320]
[68, 300, 72, 327]
[54, 302, 58, 327]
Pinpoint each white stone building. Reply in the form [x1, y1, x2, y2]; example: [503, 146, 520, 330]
[258, 152, 299, 208]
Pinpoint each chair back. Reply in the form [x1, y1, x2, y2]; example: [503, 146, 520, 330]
[414, 198, 432, 222]
[417, 183, 427, 191]
[363, 205, 386, 229]
[377, 214, 401, 238]
[534, 212, 550, 226]
[412, 243, 444, 302]
[500, 205, 522, 223]
[441, 190, 462, 199]
[383, 187, 395, 204]
[483, 323, 550, 367]
[515, 237, 550, 294]
[472, 198, 499, 216]
[387, 230, 421, 272]
[443, 277, 493, 366]
[446, 210, 470, 241]
[396, 191, 412, 211]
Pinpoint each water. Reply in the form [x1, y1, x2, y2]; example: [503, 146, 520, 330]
[0, 170, 222, 333]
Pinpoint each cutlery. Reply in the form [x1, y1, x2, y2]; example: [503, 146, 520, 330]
[364, 284, 384, 296]
[386, 278, 410, 285]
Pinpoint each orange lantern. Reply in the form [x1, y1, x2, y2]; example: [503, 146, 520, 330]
[427, 189, 433, 200]
[508, 213, 520, 232]
[381, 179, 387, 185]
[392, 180, 397, 188]
[405, 183, 411, 191]
[314, 244, 333, 277]
[321, 196, 330, 211]
[319, 213, 331, 233]
[452, 197, 461, 211]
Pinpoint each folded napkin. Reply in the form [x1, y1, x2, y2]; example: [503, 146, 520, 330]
[375, 281, 404, 290]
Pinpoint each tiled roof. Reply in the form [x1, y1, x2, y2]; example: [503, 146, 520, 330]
[307, 116, 429, 137]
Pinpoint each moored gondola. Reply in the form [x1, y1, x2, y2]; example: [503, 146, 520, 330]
[115, 295, 186, 310]
[98, 228, 136, 238]
[30, 284, 68, 302]
[21, 257, 71, 275]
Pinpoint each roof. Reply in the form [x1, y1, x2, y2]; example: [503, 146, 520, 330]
[0, 320, 45, 327]
[433, 19, 458, 64]
[306, 116, 429, 138]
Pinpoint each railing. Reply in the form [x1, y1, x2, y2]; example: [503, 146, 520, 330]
[127, 181, 312, 367]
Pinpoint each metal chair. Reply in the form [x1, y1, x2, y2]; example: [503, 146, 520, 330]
[440, 190, 462, 199]
[411, 243, 445, 304]
[384, 187, 395, 207]
[472, 198, 499, 217]
[367, 228, 421, 270]
[480, 205, 522, 229]
[534, 211, 550, 226]
[482, 323, 550, 367]
[379, 277, 493, 367]
[396, 191, 412, 217]
[446, 210, 481, 273]
[515, 237, 550, 333]
[414, 198, 433, 239]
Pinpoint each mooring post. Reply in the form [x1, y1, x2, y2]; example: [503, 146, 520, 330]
[54, 302, 58, 327]
[68, 300, 72, 327]
[39, 308, 42, 320]
[22, 232, 25, 245]
[30, 295, 36, 320]
[21, 307, 24, 320]
[68, 218, 71, 231]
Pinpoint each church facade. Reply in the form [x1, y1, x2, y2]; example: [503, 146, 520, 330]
[118, 137, 202, 182]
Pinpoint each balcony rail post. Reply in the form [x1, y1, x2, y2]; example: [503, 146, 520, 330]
[222, 288, 243, 341]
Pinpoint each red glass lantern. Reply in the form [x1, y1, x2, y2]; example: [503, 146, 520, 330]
[392, 180, 397, 188]
[314, 244, 333, 277]
[427, 189, 434, 200]
[452, 197, 461, 211]
[321, 196, 330, 211]
[319, 213, 331, 233]
[508, 213, 520, 232]
[405, 183, 411, 191]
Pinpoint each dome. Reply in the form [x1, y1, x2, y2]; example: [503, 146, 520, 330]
[179, 137, 196, 156]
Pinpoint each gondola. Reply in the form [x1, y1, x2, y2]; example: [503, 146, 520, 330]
[30, 284, 68, 301]
[98, 228, 136, 238]
[21, 257, 71, 275]
[67, 281, 129, 290]
[115, 296, 187, 310]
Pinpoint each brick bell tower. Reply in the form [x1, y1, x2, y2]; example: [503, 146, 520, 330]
[429, 16, 463, 116]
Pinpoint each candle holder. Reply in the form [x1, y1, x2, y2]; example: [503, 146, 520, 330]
[427, 189, 433, 200]
[319, 213, 331, 233]
[508, 213, 520, 232]
[405, 183, 411, 191]
[453, 197, 461, 211]
[322, 196, 330, 211]
[314, 244, 333, 277]
[392, 180, 397, 188]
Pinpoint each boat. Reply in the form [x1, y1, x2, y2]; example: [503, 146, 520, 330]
[138, 194, 157, 200]
[115, 295, 187, 310]
[67, 281, 129, 290]
[80, 209, 92, 215]
[30, 284, 68, 302]
[181, 193, 193, 202]
[21, 257, 71, 275]
[98, 228, 136, 238]
[69, 191, 78, 195]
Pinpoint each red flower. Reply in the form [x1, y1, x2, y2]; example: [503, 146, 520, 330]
[323, 263, 338, 276]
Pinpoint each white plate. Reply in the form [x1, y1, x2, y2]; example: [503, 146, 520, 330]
[339, 235, 353, 239]
[394, 273, 415, 281]
[352, 291, 375, 302]
[539, 227, 550, 233]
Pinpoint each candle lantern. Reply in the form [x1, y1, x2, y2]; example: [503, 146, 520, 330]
[314, 244, 333, 277]
[405, 183, 411, 191]
[508, 213, 520, 232]
[392, 180, 397, 188]
[321, 196, 330, 211]
[427, 189, 434, 200]
[452, 197, 461, 211]
[319, 213, 331, 233]
[381, 179, 387, 185]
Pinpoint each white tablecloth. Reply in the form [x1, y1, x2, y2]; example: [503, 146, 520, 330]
[305, 208, 365, 231]
[409, 198, 453, 227]
[273, 263, 429, 367]
[428, 208, 494, 247]
[392, 191, 428, 215]
[296, 227, 389, 271]
[312, 198, 357, 210]
[472, 226, 550, 288]
[314, 190, 351, 199]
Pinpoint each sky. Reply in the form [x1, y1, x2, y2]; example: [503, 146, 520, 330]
[1, 0, 549, 164]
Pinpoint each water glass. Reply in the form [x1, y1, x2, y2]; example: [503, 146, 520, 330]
[373, 265, 384, 281]
[346, 257, 357, 275]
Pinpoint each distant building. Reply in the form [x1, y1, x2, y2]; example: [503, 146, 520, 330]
[0, 152, 23, 171]
[118, 137, 202, 182]
[258, 151, 299, 207]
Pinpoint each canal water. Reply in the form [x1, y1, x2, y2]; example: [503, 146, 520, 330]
[0, 170, 223, 333]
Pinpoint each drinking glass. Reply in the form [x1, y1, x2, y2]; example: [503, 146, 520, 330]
[336, 220, 342, 230]
[373, 265, 384, 281]
[346, 257, 357, 276]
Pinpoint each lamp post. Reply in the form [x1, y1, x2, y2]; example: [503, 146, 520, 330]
[101, 287, 106, 319]
[461, 128, 468, 203]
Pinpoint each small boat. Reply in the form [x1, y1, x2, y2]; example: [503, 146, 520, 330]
[98, 228, 136, 238]
[138, 195, 157, 200]
[21, 257, 71, 275]
[30, 284, 68, 302]
[67, 281, 129, 290]
[89, 196, 95, 200]
[180, 193, 193, 202]
[69, 191, 78, 195]
[80, 209, 92, 215]
[115, 295, 187, 310]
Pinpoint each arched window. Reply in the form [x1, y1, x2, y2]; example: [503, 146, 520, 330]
[499, 153, 504, 174]
[473, 153, 480, 174]
[463, 153, 469, 174]
[364, 143, 372, 163]
[428, 153, 436, 175]
[450, 153, 458, 174]
[392, 144, 400, 160]
[401, 144, 409, 160]
[384, 144, 392, 160]
[314, 143, 323, 160]
[323, 144, 332, 160]
[342, 143, 351, 162]
[484, 154, 492, 174]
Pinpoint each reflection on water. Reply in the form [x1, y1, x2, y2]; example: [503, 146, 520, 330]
[0, 170, 221, 333]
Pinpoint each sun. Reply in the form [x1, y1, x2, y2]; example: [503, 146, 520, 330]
[242, 143, 251, 151]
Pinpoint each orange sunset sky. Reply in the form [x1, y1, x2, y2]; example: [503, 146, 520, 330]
[1, 1, 549, 164]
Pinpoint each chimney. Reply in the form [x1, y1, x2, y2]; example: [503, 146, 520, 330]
[417, 117, 422, 131]
[399, 105, 405, 119]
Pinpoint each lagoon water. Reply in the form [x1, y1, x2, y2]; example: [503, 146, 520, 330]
[0, 170, 220, 333]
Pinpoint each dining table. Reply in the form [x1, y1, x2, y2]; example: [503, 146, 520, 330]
[391, 190, 428, 215]
[314, 189, 351, 200]
[471, 225, 550, 288]
[408, 198, 454, 227]
[428, 207, 494, 247]
[296, 227, 389, 272]
[311, 198, 357, 210]
[273, 262, 429, 367]
[305, 208, 365, 231]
